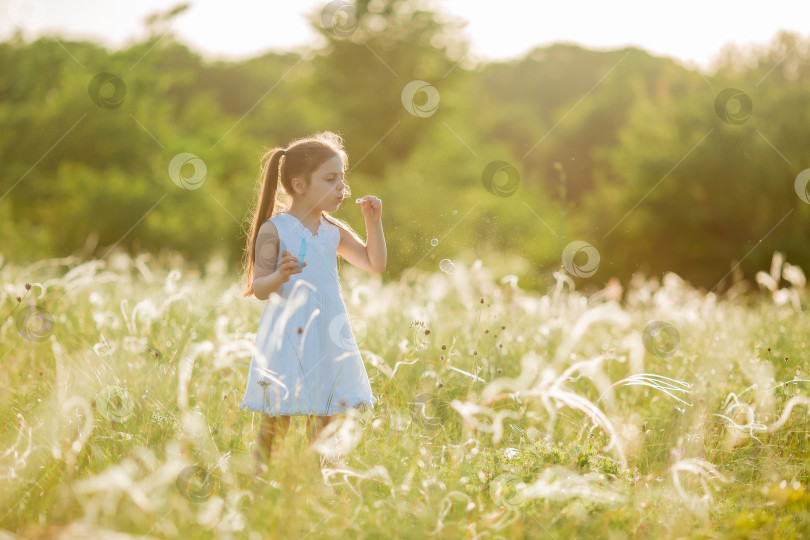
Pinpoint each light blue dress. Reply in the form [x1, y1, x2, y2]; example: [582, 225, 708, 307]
[239, 212, 377, 416]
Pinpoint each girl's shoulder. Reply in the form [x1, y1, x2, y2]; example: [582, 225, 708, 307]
[265, 212, 288, 227]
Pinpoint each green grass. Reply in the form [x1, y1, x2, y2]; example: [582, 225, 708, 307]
[1, 250, 809, 539]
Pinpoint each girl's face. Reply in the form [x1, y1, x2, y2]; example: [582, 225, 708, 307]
[295, 154, 347, 211]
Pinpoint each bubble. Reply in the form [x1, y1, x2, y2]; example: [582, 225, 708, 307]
[439, 259, 455, 273]
[431, 238, 439, 247]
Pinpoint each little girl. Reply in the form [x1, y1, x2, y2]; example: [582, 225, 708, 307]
[239, 131, 383, 473]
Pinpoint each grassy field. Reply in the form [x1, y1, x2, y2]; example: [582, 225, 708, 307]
[1, 249, 809, 539]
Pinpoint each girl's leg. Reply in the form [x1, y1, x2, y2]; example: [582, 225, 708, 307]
[306, 414, 339, 448]
[253, 414, 291, 473]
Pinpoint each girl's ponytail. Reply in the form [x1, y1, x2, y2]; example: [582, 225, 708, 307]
[241, 147, 286, 298]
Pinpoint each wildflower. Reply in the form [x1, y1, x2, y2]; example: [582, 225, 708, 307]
[297, 327, 303, 334]
[442, 345, 446, 350]
[16, 296, 21, 302]
[425, 329, 431, 335]
[480, 298, 484, 304]
[25, 283, 31, 290]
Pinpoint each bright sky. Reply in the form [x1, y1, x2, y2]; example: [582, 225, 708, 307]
[1, 0, 807, 72]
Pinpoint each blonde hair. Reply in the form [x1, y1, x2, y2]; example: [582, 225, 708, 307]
[241, 131, 362, 298]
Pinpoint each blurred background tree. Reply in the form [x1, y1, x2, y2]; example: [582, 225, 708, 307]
[0, 0, 807, 293]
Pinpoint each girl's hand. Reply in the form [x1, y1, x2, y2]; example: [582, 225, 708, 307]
[276, 250, 306, 283]
[357, 195, 382, 222]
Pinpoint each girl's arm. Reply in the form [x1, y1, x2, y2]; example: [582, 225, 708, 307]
[365, 217, 386, 273]
[253, 221, 285, 300]
[253, 272, 285, 301]
[337, 197, 386, 273]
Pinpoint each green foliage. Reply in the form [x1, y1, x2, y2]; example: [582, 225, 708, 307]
[2, 3, 809, 293]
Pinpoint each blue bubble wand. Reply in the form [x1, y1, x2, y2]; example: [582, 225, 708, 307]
[297, 237, 307, 265]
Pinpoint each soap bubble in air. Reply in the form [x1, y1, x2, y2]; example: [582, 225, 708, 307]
[439, 259, 455, 273]
[431, 238, 439, 246]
